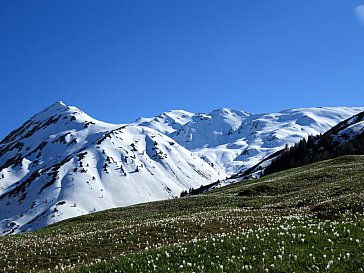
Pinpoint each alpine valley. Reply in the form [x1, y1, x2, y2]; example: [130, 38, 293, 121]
[0, 102, 363, 235]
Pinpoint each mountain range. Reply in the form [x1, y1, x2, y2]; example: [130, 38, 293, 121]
[0, 102, 363, 235]
[134, 106, 364, 175]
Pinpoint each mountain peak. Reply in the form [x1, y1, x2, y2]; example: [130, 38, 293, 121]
[210, 108, 250, 118]
[30, 101, 105, 127]
[44, 100, 68, 111]
[53, 100, 66, 107]
[0, 101, 113, 147]
[211, 107, 233, 113]
[27, 101, 73, 124]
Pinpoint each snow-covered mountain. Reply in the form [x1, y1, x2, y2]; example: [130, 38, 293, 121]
[135, 107, 364, 175]
[0, 102, 221, 235]
[1, 102, 363, 235]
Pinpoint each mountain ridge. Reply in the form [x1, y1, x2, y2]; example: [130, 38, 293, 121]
[136, 106, 364, 174]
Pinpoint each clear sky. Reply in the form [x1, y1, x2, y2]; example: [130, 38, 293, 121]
[1, 1, 364, 139]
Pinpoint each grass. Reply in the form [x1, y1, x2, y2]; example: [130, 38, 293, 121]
[0, 155, 364, 272]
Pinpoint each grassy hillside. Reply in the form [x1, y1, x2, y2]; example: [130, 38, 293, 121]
[1, 155, 364, 272]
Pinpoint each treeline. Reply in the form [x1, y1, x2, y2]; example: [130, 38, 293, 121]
[264, 132, 364, 176]
[180, 180, 221, 197]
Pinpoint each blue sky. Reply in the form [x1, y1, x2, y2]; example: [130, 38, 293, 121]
[1, 1, 364, 139]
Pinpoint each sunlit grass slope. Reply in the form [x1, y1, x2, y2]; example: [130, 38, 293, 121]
[1, 155, 364, 272]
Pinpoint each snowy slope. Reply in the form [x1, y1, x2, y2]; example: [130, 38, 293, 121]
[0, 102, 221, 235]
[326, 111, 364, 142]
[136, 107, 364, 175]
